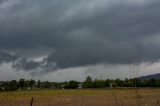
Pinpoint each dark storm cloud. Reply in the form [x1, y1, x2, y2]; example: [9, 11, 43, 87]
[0, 51, 42, 71]
[1, 0, 160, 72]
[12, 57, 57, 72]
[0, 0, 9, 4]
[12, 58, 41, 71]
[0, 51, 18, 64]
[0, 0, 5, 4]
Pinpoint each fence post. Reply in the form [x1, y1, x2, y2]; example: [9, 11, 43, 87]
[30, 97, 33, 106]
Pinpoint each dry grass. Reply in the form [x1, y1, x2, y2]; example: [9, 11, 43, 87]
[0, 88, 160, 106]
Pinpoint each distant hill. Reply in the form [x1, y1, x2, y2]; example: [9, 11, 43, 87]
[139, 73, 160, 80]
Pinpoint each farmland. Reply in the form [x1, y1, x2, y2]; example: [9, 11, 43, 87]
[0, 88, 160, 106]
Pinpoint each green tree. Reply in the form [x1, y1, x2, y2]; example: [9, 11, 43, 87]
[18, 79, 25, 90]
[83, 76, 93, 88]
[64, 80, 79, 89]
[92, 79, 105, 88]
[37, 80, 41, 88]
[149, 79, 157, 87]
[115, 79, 123, 87]
[29, 79, 35, 89]
[42, 81, 52, 89]
[86, 76, 92, 82]
[9, 80, 18, 91]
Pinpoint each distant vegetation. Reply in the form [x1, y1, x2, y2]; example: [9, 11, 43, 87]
[1, 76, 160, 91]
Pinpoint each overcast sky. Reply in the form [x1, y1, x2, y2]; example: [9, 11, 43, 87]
[0, 0, 160, 81]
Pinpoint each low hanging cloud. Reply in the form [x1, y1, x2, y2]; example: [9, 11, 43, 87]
[1, 0, 160, 73]
[0, 51, 18, 64]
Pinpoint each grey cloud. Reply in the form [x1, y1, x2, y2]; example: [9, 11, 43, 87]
[0, 51, 42, 72]
[12, 58, 41, 71]
[0, 0, 9, 4]
[0, 0, 5, 4]
[1, 0, 160, 73]
[12, 57, 57, 73]
[0, 51, 18, 64]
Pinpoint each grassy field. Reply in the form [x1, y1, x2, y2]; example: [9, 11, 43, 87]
[0, 88, 160, 106]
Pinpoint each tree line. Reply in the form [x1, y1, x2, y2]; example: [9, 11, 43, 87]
[1, 76, 160, 91]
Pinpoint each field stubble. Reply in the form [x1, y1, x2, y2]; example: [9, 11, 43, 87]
[0, 88, 160, 106]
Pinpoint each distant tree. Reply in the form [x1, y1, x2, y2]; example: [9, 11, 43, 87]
[0, 81, 2, 91]
[64, 80, 79, 89]
[83, 76, 93, 88]
[92, 79, 105, 88]
[1, 81, 8, 91]
[42, 81, 52, 89]
[104, 79, 110, 87]
[37, 80, 41, 88]
[54, 82, 62, 89]
[9, 80, 18, 91]
[115, 79, 123, 87]
[30, 79, 35, 89]
[86, 76, 92, 82]
[18, 79, 25, 90]
[123, 78, 129, 87]
[136, 79, 142, 87]
[156, 80, 160, 87]
[25, 80, 30, 89]
[149, 78, 157, 87]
